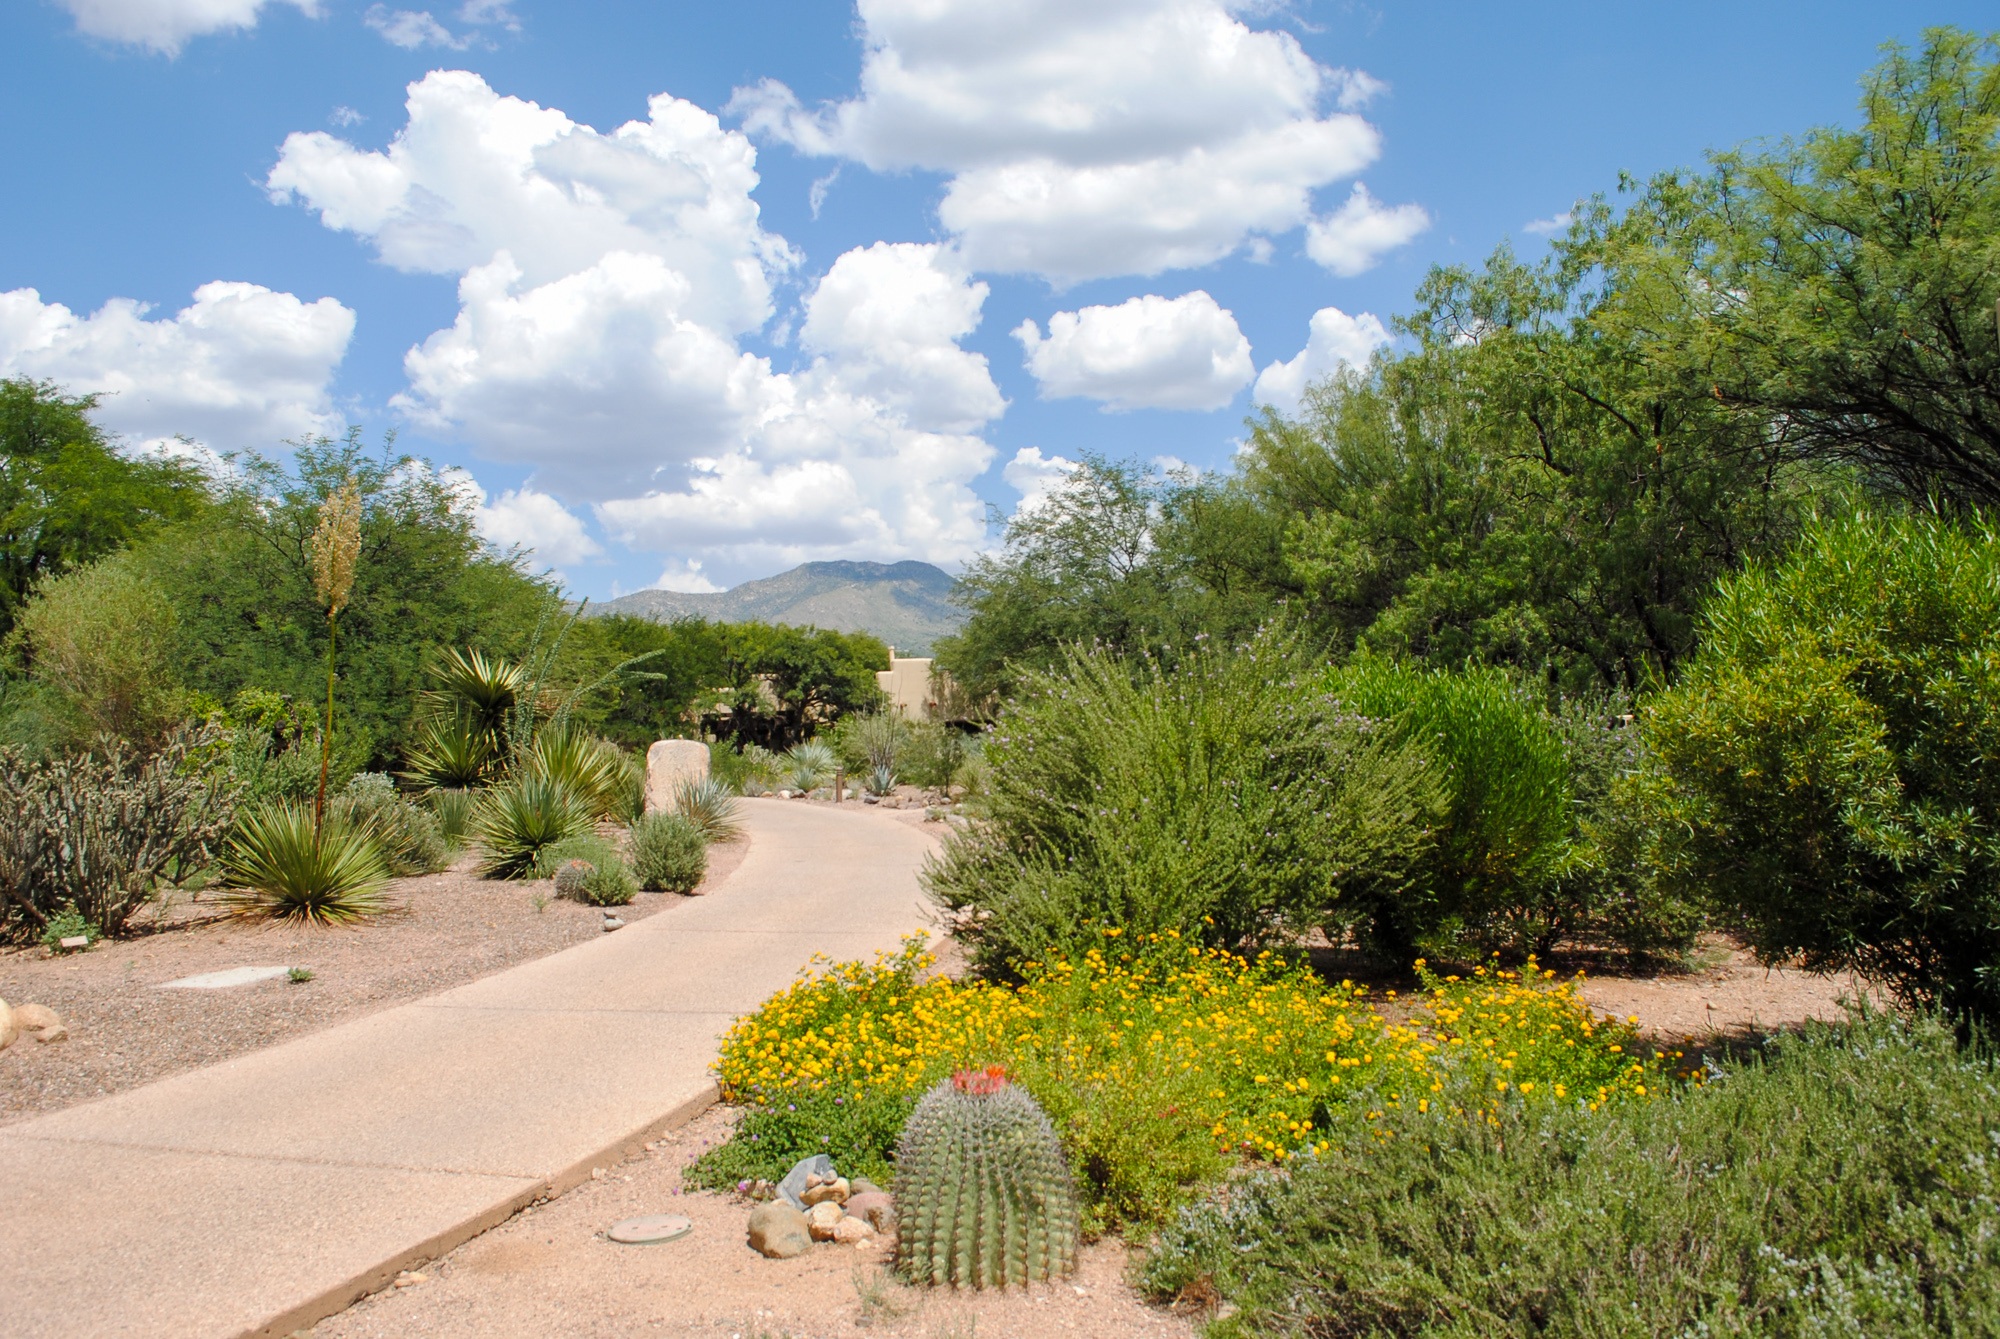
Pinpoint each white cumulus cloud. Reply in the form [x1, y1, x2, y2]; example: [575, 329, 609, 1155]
[55, 0, 318, 54]
[270, 73, 1007, 585]
[0, 281, 354, 449]
[1252, 305, 1391, 415]
[732, 0, 1393, 282]
[364, 6, 465, 49]
[1015, 291, 1252, 412]
[1304, 182, 1430, 277]
[473, 486, 603, 570]
[1001, 445, 1077, 514]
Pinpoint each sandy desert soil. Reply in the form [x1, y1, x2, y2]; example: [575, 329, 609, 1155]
[0, 837, 748, 1124]
[309, 1101, 1196, 1339]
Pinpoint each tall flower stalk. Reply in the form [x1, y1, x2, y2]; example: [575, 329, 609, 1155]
[307, 479, 362, 832]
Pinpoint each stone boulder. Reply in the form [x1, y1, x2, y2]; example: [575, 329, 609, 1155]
[747, 1201, 812, 1259]
[0, 999, 15, 1052]
[13, 1003, 60, 1033]
[805, 1201, 845, 1241]
[643, 740, 711, 816]
[845, 1191, 895, 1234]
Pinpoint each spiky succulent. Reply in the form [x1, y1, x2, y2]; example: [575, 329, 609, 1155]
[552, 858, 594, 900]
[894, 1066, 1079, 1289]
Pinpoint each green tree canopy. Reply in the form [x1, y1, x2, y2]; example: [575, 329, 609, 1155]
[0, 378, 210, 638]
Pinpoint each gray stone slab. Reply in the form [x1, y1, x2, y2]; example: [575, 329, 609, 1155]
[157, 965, 294, 989]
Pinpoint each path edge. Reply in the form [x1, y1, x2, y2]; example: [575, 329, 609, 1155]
[244, 1083, 720, 1338]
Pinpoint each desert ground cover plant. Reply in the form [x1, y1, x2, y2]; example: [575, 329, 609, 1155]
[925, 635, 1443, 977]
[0, 724, 240, 941]
[695, 934, 1670, 1230]
[1645, 509, 2000, 1024]
[1142, 1008, 2000, 1337]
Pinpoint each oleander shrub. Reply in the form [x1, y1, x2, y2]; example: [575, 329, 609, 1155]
[1645, 510, 2000, 1023]
[472, 774, 595, 878]
[332, 772, 452, 875]
[697, 934, 1673, 1230]
[629, 810, 708, 893]
[1141, 1008, 2000, 1338]
[221, 802, 391, 924]
[0, 724, 241, 942]
[924, 635, 1442, 978]
[532, 832, 636, 905]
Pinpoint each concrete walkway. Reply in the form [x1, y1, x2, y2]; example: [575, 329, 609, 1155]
[0, 799, 935, 1338]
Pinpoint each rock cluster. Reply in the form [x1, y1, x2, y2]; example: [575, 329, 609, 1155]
[0, 999, 66, 1050]
[745, 1161, 895, 1259]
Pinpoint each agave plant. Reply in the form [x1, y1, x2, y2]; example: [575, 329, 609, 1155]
[786, 740, 838, 791]
[673, 777, 742, 841]
[866, 764, 898, 797]
[471, 774, 595, 879]
[399, 709, 499, 790]
[222, 802, 391, 925]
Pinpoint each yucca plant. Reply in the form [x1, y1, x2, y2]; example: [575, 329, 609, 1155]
[400, 709, 498, 790]
[895, 1066, 1080, 1288]
[222, 802, 391, 925]
[425, 787, 477, 845]
[471, 774, 595, 879]
[673, 777, 742, 841]
[424, 646, 527, 738]
[520, 727, 632, 820]
[786, 740, 837, 791]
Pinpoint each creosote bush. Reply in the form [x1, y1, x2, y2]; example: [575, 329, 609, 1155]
[924, 635, 1442, 977]
[629, 811, 707, 893]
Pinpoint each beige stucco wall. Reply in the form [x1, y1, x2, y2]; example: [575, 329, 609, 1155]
[875, 655, 936, 719]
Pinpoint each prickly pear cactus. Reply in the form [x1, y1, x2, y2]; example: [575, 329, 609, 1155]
[553, 858, 594, 900]
[894, 1065, 1079, 1288]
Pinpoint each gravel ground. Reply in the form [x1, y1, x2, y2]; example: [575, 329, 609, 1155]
[311, 1102, 1197, 1339]
[0, 836, 749, 1124]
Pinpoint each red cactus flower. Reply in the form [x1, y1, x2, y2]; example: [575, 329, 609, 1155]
[952, 1064, 1010, 1095]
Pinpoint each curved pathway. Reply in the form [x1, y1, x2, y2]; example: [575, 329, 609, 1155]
[0, 799, 936, 1338]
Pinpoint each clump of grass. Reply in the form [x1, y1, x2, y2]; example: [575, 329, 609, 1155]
[288, 966, 313, 984]
[630, 811, 708, 893]
[1141, 1007, 2000, 1336]
[222, 802, 390, 925]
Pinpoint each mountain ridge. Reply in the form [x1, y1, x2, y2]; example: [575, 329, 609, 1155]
[592, 560, 966, 656]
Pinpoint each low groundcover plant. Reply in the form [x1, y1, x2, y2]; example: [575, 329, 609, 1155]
[693, 933, 1679, 1229]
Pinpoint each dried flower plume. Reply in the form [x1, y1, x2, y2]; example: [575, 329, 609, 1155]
[308, 480, 362, 615]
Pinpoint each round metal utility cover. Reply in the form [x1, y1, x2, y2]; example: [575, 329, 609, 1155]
[607, 1213, 693, 1245]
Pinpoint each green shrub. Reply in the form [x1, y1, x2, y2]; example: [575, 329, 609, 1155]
[39, 904, 100, 950]
[332, 772, 452, 875]
[827, 711, 909, 774]
[8, 552, 187, 745]
[0, 725, 241, 943]
[221, 802, 391, 924]
[923, 636, 1442, 977]
[686, 1086, 908, 1192]
[532, 832, 636, 905]
[471, 774, 595, 879]
[1326, 661, 1570, 958]
[673, 777, 741, 841]
[629, 811, 707, 893]
[1645, 510, 2000, 1022]
[1142, 1009, 2000, 1337]
[708, 741, 778, 794]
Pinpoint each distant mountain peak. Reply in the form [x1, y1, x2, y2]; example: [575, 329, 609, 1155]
[593, 560, 964, 655]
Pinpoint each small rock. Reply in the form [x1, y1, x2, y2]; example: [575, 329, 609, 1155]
[34, 1024, 66, 1044]
[831, 1215, 874, 1245]
[845, 1191, 895, 1233]
[805, 1201, 845, 1240]
[394, 1271, 427, 1288]
[591, 1167, 606, 1180]
[746, 1201, 812, 1259]
[848, 1177, 883, 1197]
[776, 1154, 834, 1209]
[801, 1176, 849, 1207]
[0, 999, 15, 1052]
[15, 1003, 61, 1032]
[601, 917, 624, 932]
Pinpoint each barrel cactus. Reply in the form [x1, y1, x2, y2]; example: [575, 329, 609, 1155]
[552, 858, 594, 900]
[894, 1065, 1079, 1288]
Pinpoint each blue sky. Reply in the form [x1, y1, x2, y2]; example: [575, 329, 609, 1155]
[0, 1, 1987, 597]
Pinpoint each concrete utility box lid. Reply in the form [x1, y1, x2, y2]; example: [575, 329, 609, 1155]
[644, 739, 710, 815]
[608, 1213, 693, 1245]
[158, 966, 295, 990]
